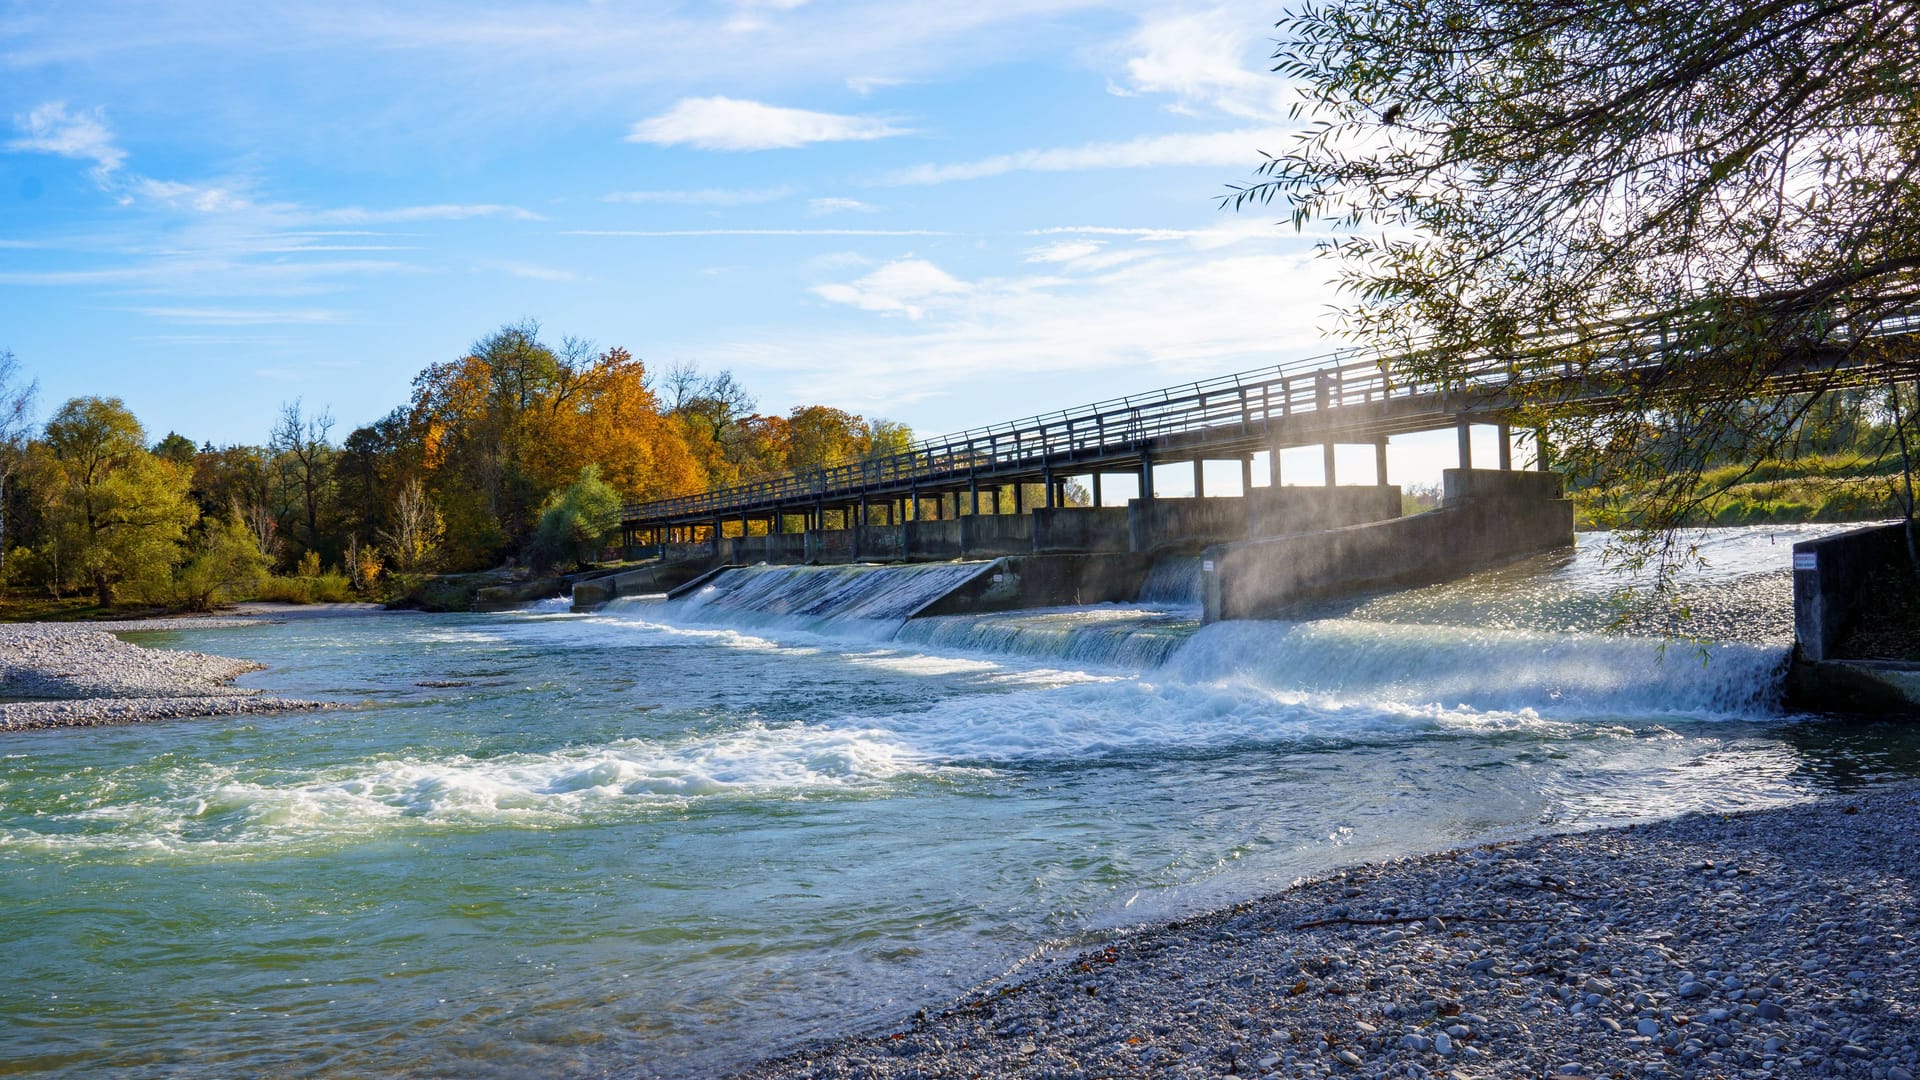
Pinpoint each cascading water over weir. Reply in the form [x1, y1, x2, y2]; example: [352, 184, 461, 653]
[605, 527, 1820, 720]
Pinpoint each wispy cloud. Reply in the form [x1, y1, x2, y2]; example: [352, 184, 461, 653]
[306, 204, 542, 224]
[129, 306, 343, 325]
[602, 186, 797, 206]
[477, 260, 582, 282]
[811, 258, 970, 319]
[564, 228, 951, 238]
[7, 101, 125, 181]
[1114, 6, 1291, 122]
[808, 197, 877, 215]
[885, 127, 1284, 185]
[626, 96, 909, 151]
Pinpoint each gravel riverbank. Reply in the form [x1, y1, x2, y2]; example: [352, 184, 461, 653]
[739, 785, 1920, 1080]
[0, 622, 332, 731]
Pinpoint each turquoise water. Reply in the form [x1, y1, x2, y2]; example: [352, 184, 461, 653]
[4, 525, 1918, 1076]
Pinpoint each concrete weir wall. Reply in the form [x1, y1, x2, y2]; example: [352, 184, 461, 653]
[915, 553, 1157, 616]
[1032, 508, 1131, 554]
[1202, 469, 1573, 621]
[1785, 521, 1920, 714]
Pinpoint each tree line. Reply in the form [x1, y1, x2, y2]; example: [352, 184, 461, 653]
[0, 322, 912, 608]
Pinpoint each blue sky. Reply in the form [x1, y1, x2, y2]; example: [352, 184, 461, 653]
[2, 1, 1485, 483]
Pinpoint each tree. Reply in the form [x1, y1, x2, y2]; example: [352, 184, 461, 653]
[528, 465, 622, 571]
[0, 350, 38, 573]
[1228, 0, 1920, 580]
[786, 406, 871, 472]
[379, 475, 444, 576]
[37, 397, 197, 606]
[172, 512, 269, 611]
[269, 400, 337, 565]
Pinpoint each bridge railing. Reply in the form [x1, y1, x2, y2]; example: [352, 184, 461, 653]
[625, 307, 1920, 525]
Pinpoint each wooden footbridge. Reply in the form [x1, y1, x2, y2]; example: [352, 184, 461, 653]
[621, 312, 1920, 547]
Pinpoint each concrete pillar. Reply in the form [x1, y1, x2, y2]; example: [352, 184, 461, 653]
[1044, 467, 1057, 509]
[1092, 472, 1104, 508]
[1270, 447, 1281, 487]
[1497, 422, 1513, 470]
[1193, 458, 1206, 498]
[970, 477, 981, 515]
[911, 489, 922, 521]
[1140, 450, 1155, 500]
[711, 518, 722, 555]
[1014, 482, 1025, 515]
[1323, 442, 1337, 487]
[1457, 417, 1473, 470]
[1535, 427, 1552, 472]
[1375, 439, 1389, 486]
[1240, 455, 1253, 496]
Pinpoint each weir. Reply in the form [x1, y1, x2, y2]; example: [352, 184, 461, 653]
[582, 523, 1808, 718]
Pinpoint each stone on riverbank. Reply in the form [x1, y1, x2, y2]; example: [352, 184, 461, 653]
[736, 785, 1920, 1079]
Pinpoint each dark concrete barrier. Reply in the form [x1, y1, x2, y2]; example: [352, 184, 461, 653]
[570, 558, 723, 609]
[959, 514, 1034, 556]
[906, 520, 964, 559]
[1792, 521, 1908, 662]
[858, 525, 907, 561]
[1202, 468, 1573, 620]
[1246, 485, 1402, 538]
[807, 529, 856, 563]
[730, 533, 807, 564]
[1032, 507, 1131, 553]
[914, 553, 1157, 616]
[1129, 497, 1247, 554]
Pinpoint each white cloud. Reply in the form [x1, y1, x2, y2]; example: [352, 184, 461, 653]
[135, 179, 254, 213]
[1117, 6, 1290, 121]
[1025, 240, 1105, 263]
[693, 230, 1344, 423]
[602, 186, 796, 206]
[812, 258, 971, 319]
[564, 228, 949, 238]
[130, 306, 342, 325]
[846, 75, 909, 95]
[885, 127, 1285, 184]
[478, 260, 582, 282]
[626, 96, 909, 151]
[808, 197, 876, 215]
[306, 203, 542, 224]
[8, 101, 125, 179]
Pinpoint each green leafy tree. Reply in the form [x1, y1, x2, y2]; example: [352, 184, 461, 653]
[172, 512, 270, 611]
[528, 465, 621, 571]
[1229, 0, 1920, 578]
[37, 397, 197, 606]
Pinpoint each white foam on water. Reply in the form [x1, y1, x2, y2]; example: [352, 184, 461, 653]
[0, 723, 961, 856]
[1168, 618, 1789, 720]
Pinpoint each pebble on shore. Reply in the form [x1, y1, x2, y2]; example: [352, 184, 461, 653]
[736, 785, 1920, 1080]
[0, 623, 332, 731]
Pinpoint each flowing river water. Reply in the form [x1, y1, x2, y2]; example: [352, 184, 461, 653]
[4, 524, 1919, 1077]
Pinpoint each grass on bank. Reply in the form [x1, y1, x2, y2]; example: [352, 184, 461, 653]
[1576, 452, 1911, 529]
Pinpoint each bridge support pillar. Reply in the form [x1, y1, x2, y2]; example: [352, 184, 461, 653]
[1457, 417, 1473, 470]
[1497, 422, 1513, 470]
[1241, 455, 1253, 496]
[1043, 467, 1057, 509]
[1092, 472, 1104, 508]
[1375, 438, 1389, 486]
[1535, 427, 1552, 471]
[970, 478, 981, 515]
[1140, 451, 1155, 500]
[1323, 442, 1337, 487]
[1193, 458, 1206, 498]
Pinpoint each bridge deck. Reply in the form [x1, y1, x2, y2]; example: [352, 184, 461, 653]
[623, 314, 1920, 534]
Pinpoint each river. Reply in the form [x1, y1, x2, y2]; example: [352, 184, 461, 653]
[3, 523, 1917, 1076]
